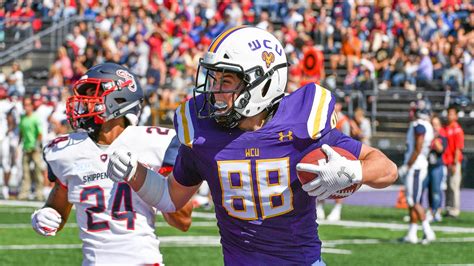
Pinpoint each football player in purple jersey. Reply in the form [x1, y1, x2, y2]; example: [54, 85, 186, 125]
[108, 26, 398, 265]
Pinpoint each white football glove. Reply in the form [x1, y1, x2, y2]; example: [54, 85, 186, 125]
[398, 165, 409, 181]
[31, 207, 62, 237]
[107, 150, 138, 182]
[296, 144, 363, 200]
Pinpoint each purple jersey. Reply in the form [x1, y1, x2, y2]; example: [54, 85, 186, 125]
[174, 83, 362, 265]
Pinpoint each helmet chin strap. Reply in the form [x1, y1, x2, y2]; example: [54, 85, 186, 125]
[214, 109, 242, 128]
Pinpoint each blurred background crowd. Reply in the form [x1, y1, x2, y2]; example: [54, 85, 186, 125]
[0, 0, 473, 208]
[1, 0, 473, 104]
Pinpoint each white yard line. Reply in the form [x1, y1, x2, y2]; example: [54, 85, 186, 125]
[0, 200, 43, 208]
[1, 217, 473, 234]
[318, 220, 474, 233]
[325, 239, 385, 246]
[0, 221, 217, 229]
[0, 207, 36, 213]
[436, 237, 474, 243]
[0, 208, 217, 220]
[0, 237, 223, 250]
[159, 236, 221, 246]
[191, 212, 216, 219]
[4, 236, 474, 253]
[6, 220, 472, 234]
[322, 248, 352, 255]
[0, 244, 82, 250]
[0, 237, 353, 255]
[2, 200, 473, 234]
[323, 237, 474, 247]
[0, 200, 217, 218]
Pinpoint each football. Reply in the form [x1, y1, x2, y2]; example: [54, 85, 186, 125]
[297, 146, 362, 199]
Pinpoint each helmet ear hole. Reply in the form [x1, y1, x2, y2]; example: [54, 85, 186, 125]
[261, 79, 271, 98]
[115, 98, 126, 104]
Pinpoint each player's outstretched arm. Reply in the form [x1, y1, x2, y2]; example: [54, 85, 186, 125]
[31, 180, 73, 236]
[167, 174, 201, 211]
[107, 150, 200, 212]
[130, 165, 200, 212]
[358, 144, 398, 188]
[161, 200, 193, 232]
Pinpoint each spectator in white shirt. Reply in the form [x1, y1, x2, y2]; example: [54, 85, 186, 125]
[7, 62, 25, 97]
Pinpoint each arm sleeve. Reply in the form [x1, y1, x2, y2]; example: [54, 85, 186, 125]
[414, 124, 426, 135]
[46, 163, 57, 183]
[162, 135, 180, 167]
[327, 129, 363, 159]
[455, 129, 464, 150]
[173, 145, 203, 187]
[43, 145, 68, 188]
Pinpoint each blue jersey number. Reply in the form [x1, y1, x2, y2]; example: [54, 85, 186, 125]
[80, 183, 135, 231]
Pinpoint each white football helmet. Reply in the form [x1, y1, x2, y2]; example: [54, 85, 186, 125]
[194, 26, 289, 128]
[410, 98, 431, 120]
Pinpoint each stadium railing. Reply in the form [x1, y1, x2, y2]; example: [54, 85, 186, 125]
[0, 16, 81, 67]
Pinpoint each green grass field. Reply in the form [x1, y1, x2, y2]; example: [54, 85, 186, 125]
[1, 203, 473, 265]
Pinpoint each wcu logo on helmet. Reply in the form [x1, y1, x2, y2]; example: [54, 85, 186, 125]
[248, 39, 283, 69]
[248, 39, 283, 55]
[194, 26, 290, 128]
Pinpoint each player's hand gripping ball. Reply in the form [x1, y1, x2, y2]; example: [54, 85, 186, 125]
[296, 145, 362, 199]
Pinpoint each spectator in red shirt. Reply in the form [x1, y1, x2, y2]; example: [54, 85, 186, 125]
[442, 105, 464, 218]
[148, 27, 167, 61]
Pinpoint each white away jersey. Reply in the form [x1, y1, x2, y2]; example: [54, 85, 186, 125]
[404, 118, 434, 168]
[0, 99, 14, 140]
[43, 126, 176, 265]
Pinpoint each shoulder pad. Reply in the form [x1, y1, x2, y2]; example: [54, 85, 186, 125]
[174, 99, 195, 148]
[43, 132, 88, 155]
[303, 83, 337, 139]
[126, 125, 176, 138]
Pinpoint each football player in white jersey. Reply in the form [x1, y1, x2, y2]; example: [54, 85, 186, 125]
[1, 89, 22, 199]
[1, 108, 19, 199]
[31, 63, 193, 265]
[399, 99, 435, 244]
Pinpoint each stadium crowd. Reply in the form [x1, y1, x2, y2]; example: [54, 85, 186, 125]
[0, 0, 472, 222]
[2, 0, 473, 98]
